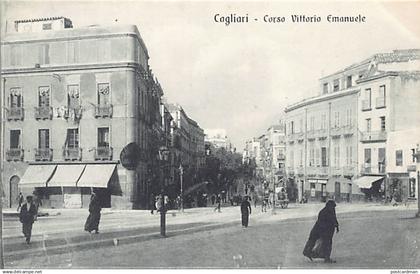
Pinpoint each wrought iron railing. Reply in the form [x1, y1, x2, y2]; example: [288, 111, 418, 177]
[35, 148, 53, 161]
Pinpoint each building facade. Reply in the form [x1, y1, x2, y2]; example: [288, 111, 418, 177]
[1, 17, 204, 209]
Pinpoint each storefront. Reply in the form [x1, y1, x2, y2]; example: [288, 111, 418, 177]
[18, 163, 121, 209]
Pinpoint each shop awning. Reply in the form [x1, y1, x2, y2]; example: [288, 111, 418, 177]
[48, 165, 86, 187]
[19, 165, 57, 188]
[77, 164, 116, 188]
[354, 176, 384, 189]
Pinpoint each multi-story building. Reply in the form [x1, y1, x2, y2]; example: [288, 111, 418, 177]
[204, 129, 233, 151]
[1, 17, 169, 209]
[285, 49, 420, 203]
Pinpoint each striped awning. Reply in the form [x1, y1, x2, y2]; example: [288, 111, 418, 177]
[48, 165, 86, 187]
[354, 176, 384, 189]
[19, 165, 57, 188]
[77, 164, 116, 188]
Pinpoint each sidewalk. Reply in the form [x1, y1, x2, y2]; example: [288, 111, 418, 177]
[3, 202, 416, 261]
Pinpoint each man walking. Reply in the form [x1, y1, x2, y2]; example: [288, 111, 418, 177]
[240, 196, 252, 228]
[19, 196, 37, 244]
[214, 194, 221, 212]
[84, 193, 102, 234]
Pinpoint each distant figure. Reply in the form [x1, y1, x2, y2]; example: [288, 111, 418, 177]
[84, 193, 102, 234]
[16, 192, 24, 212]
[19, 196, 37, 244]
[214, 194, 221, 212]
[240, 196, 252, 228]
[303, 200, 339, 263]
[150, 193, 156, 214]
[211, 194, 216, 205]
[176, 195, 182, 211]
[32, 190, 42, 220]
[156, 195, 163, 212]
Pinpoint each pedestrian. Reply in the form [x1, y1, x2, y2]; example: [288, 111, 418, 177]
[19, 195, 37, 244]
[303, 200, 339, 263]
[32, 190, 42, 220]
[214, 194, 221, 212]
[84, 193, 102, 234]
[150, 193, 156, 214]
[240, 196, 252, 228]
[16, 192, 24, 212]
[253, 194, 258, 208]
[211, 194, 216, 205]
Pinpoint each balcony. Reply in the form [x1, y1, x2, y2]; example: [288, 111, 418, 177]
[361, 100, 371, 111]
[361, 164, 386, 175]
[361, 130, 387, 143]
[376, 97, 386, 109]
[7, 107, 24, 121]
[343, 166, 356, 176]
[277, 154, 286, 161]
[34, 106, 53, 120]
[94, 146, 113, 161]
[331, 125, 354, 137]
[35, 148, 53, 161]
[64, 107, 83, 120]
[95, 104, 113, 118]
[332, 167, 342, 176]
[63, 147, 82, 161]
[6, 148, 24, 161]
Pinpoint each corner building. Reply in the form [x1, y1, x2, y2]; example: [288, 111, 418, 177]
[1, 18, 164, 209]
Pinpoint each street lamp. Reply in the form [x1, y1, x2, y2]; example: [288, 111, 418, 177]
[158, 146, 170, 237]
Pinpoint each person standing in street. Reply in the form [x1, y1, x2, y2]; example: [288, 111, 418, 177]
[84, 193, 102, 234]
[214, 194, 221, 212]
[16, 192, 24, 212]
[240, 196, 252, 228]
[303, 200, 339, 263]
[19, 196, 37, 244]
[32, 190, 42, 220]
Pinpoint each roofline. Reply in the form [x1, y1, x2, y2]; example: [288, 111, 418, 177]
[285, 87, 360, 113]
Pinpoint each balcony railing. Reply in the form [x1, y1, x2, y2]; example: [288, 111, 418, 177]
[7, 107, 24, 121]
[34, 106, 53, 120]
[64, 107, 83, 120]
[343, 166, 356, 176]
[361, 130, 387, 142]
[95, 104, 113, 118]
[376, 97, 386, 109]
[94, 146, 113, 160]
[6, 148, 24, 161]
[331, 125, 354, 137]
[361, 100, 371, 111]
[35, 148, 53, 161]
[361, 164, 386, 174]
[63, 147, 82, 161]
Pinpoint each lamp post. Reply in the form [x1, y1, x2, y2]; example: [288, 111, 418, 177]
[158, 146, 170, 237]
[179, 164, 184, 212]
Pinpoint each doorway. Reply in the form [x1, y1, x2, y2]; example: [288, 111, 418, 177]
[9, 175, 20, 208]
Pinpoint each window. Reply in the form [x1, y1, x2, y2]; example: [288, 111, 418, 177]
[379, 85, 386, 98]
[42, 23, 52, 30]
[10, 45, 22, 66]
[396, 150, 403, 166]
[334, 112, 340, 128]
[323, 83, 328, 94]
[321, 147, 327, 167]
[299, 119, 303, 133]
[10, 130, 21, 149]
[365, 88, 372, 107]
[346, 109, 352, 126]
[315, 148, 320, 166]
[409, 178, 416, 198]
[67, 42, 79, 63]
[38, 129, 50, 149]
[67, 85, 80, 108]
[98, 83, 110, 105]
[10, 87, 22, 108]
[310, 116, 315, 131]
[346, 75, 352, 88]
[66, 129, 79, 149]
[321, 114, 326, 130]
[364, 148, 371, 164]
[38, 44, 50, 65]
[290, 121, 294, 134]
[380, 116, 386, 131]
[309, 148, 314, 166]
[299, 149, 303, 166]
[333, 79, 340, 92]
[366, 119, 371, 132]
[38, 86, 50, 107]
[378, 148, 386, 172]
[98, 127, 110, 147]
[334, 146, 340, 167]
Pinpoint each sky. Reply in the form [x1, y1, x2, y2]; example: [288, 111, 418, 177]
[1, 0, 419, 150]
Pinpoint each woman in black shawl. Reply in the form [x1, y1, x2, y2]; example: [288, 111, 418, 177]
[84, 193, 102, 234]
[303, 200, 339, 263]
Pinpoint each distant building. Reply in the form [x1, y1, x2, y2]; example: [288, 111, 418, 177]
[204, 129, 233, 151]
[285, 49, 420, 203]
